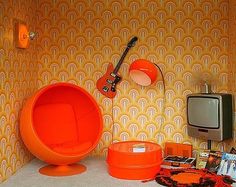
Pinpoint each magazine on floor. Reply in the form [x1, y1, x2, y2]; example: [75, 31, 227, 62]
[196, 149, 210, 169]
[205, 150, 223, 173]
[217, 152, 236, 180]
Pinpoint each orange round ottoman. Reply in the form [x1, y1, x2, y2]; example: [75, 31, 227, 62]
[107, 141, 162, 180]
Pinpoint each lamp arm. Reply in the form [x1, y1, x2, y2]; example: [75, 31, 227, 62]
[153, 63, 166, 94]
[153, 63, 166, 144]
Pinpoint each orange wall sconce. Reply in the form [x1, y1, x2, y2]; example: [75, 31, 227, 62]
[14, 21, 37, 49]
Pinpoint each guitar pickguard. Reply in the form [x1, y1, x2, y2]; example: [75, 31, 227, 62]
[96, 63, 121, 98]
[103, 73, 121, 92]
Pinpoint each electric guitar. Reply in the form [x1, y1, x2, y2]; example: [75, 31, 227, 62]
[96, 36, 138, 98]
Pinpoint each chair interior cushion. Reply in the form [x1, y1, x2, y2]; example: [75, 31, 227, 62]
[33, 103, 78, 146]
[52, 141, 92, 155]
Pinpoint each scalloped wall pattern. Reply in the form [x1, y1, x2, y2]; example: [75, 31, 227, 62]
[1, 0, 236, 183]
[0, 0, 38, 182]
[228, 0, 236, 149]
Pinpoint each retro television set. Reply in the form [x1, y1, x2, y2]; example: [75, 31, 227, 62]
[187, 93, 233, 142]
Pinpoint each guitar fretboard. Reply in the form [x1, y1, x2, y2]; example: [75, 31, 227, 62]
[113, 47, 130, 74]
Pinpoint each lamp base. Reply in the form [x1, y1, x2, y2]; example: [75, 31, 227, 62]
[39, 163, 86, 176]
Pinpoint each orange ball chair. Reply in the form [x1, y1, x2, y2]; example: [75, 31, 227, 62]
[20, 83, 103, 176]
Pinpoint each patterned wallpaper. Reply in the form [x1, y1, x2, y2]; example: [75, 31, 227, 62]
[1, 0, 236, 183]
[0, 0, 38, 182]
[36, 0, 230, 151]
[229, 1, 236, 102]
[228, 0, 236, 149]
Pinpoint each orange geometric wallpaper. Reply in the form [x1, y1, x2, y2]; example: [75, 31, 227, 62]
[0, 0, 38, 182]
[36, 0, 230, 151]
[229, 0, 236, 105]
[228, 0, 236, 149]
[1, 0, 236, 183]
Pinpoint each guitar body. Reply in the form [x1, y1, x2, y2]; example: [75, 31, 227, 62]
[96, 36, 138, 98]
[96, 63, 121, 98]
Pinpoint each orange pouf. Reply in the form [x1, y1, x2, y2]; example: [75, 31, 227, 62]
[20, 83, 103, 176]
[107, 141, 162, 180]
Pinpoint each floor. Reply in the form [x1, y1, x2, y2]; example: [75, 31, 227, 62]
[2, 157, 236, 187]
[1, 157, 161, 187]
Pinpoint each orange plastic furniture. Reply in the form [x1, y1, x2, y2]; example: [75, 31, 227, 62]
[164, 142, 192, 157]
[20, 83, 103, 176]
[129, 59, 158, 86]
[107, 141, 162, 180]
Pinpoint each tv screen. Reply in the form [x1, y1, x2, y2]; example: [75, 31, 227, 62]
[187, 93, 232, 141]
[187, 96, 219, 129]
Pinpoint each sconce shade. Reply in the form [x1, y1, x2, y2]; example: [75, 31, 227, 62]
[129, 59, 158, 86]
[14, 21, 37, 49]
[15, 22, 29, 49]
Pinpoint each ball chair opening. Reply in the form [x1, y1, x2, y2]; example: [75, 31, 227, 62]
[20, 83, 103, 176]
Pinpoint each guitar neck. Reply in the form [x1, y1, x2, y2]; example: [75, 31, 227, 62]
[113, 47, 130, 74]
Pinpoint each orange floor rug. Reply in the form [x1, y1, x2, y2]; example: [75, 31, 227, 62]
[143, 168, 235, 187]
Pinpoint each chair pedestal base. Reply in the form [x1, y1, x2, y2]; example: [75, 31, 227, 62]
[39, 163, 86, 176]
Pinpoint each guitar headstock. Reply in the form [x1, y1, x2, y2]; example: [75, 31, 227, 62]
[127, 36, 138, 48]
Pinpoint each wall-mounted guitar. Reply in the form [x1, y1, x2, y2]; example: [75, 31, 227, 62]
[96, 36, 138, 98]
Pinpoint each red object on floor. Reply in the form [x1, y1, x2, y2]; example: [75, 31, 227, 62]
[107, 141, 162, 180]
[153, 168, 235, 187]
[20, 83, 103, 176]
[164, 142, 192, 157]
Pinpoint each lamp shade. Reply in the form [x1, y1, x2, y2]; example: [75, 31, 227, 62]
[129, 59, 158, 86]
